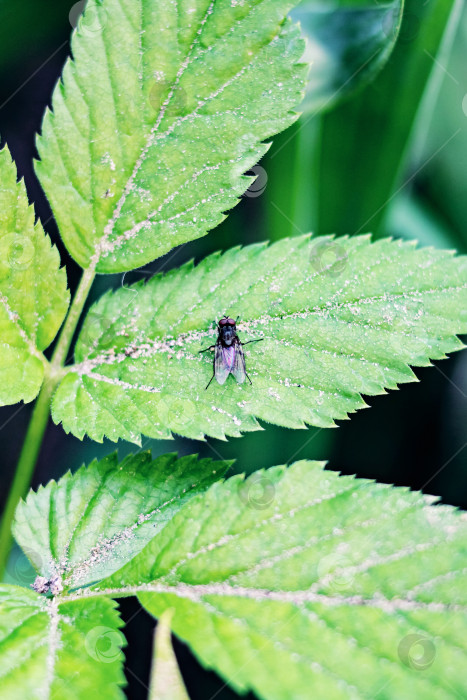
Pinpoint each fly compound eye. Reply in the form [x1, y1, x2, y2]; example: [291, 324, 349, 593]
[219, 318, 228, 326]
[227, 318, 236, 325]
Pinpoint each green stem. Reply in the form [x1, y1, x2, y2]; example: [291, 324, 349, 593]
[0, 265, 96, 577]
[50, 265, 96, 369]
[0, 379, 55, 575]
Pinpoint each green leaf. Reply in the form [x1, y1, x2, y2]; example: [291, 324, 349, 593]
[12, 452, 230, 590]
[52, 234, 467, 443]
[0, 585, 125, 699]
[149, 609, 190, 700]
[292, 0, 403, 113]
[0, 145, 69, 406]
[95, 461, 467, 700]
[35, 0, 307, 274]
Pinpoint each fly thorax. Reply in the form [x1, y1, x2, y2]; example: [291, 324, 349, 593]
[221, 328, 236, 345]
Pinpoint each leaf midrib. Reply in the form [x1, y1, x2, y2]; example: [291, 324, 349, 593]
[95, 0, 217, 265]
[65, 582, 467, 614]
[52, 462, 229, 585]
[0, 294, 44, 363]
[73, 282, 467, 376]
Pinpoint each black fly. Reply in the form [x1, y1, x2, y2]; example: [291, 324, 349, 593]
[200, 315, 263, 390]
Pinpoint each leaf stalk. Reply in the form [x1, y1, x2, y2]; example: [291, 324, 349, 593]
[0, 376, 55, 575]
[50, 264, 97, 370]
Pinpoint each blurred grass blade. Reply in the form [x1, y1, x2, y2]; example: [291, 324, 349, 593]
[312, 0, 461, 237]
[149, 610, 190, 700]
[291, 0, 403, 113]
[414, 3, 467, 249]
[266, 0, 460, 242]
[266, 0, 404, 242]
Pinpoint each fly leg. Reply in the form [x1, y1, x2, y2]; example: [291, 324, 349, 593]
[200, 344, 217, 389]
[241, 338, 264, 346]
[205, 350, 218, 390]
[205, 372, 216, 390]
[241, 338, 263, 385]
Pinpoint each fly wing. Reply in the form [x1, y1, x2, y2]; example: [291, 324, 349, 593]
[231, 339, 247, 384]
[214, 343, 231, 385]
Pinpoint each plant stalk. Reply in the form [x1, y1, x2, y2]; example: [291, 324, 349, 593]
[0, 265, 96, 577]
[0, 378, 55, 575]
[50, 264, 96, 369]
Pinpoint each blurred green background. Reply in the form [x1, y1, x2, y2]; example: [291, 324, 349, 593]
[1, 0, 466, 697]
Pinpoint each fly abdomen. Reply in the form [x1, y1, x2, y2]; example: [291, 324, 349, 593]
[222, 346, 236, 372]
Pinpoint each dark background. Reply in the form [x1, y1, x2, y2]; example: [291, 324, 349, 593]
[1, 2, 466, 698]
